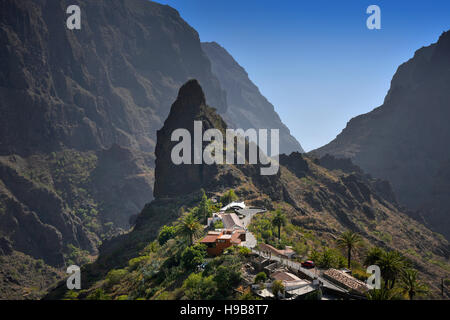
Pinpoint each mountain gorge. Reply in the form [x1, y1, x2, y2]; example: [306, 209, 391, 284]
[1, 0, 449, 300]
[46, 81, 449, 300]
[314, 31, 450, 240]
[0, 0, 304, 298]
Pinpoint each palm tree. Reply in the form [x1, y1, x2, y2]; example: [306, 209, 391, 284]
[364, 246, 385, 266]
[399, 269, 428, 300]
[366, 280, 400, 300]
[336, 230, 362, 269]
[377, 250, 406, 289]
[177, 212, 203, 246]
[271, 209, 286, 241]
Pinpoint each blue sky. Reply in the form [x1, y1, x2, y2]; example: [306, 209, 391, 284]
[158, 0, 450, 151]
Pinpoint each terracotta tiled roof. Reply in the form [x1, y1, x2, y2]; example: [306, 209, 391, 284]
[323, 269, 369, 294]
[201, 234, 219, 243]
[230, 232, 242, 244]
[271, 271, 301, 282]
[258, 243, 293, 257]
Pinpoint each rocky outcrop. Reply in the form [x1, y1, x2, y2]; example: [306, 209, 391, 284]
[318, 154, 363, 175]
[201, 42, 304, 155]
[153, 79, 283, 200]
[154, 79, 228, 198]
[314, 31, 450, 239]
[279, 152, 309, 178]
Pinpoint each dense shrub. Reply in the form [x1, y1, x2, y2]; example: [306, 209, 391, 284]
[181, 244, 207, 270]
[255, 272, 267, 284]
[213, 265, 241, 298]
[158, 225, 176, 245]
[182, 273, 216, 300]
[238, 246, 251, 257]
[220, 189, 237, 205]
[106, 269, 128, 287]
[87, 288, 111, 300]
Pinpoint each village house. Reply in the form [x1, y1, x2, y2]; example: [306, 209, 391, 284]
[252, 269, 318, 300]
[220, 201, 246, 212]
[207, 212, 245, 230]
[323, 268, 370, 296]
[200, 229, 246, 256]
[258, 243, 296, 259]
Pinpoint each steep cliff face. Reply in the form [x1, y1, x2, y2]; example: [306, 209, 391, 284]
[314, 31, 450, 239]
[201, 42, 304, 155]
[0, 0, 228, 281]
[0, 0, 227, 156]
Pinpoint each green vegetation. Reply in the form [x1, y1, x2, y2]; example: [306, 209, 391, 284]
[213, 220, 224, 229]
[398, 269, 428, 300]
[375, 250, 408, 289]
[220, 189, 237, 205]
[87, 288, 111, 300]
[176, 212, 203, 246]
[158, 225, 176, 245]
[366, 281, 401, 300]
[182, 273, 216, 299]
[238, 246, 251, 257]
[271, 209, 286, 241]
[364, 247, 385, 266]
[180, 244, 207, 270]
[66, 244, 90, 266]
[249, 210, 294, 249]
[336, 231, 362, 269]
[309, 248, 346, 269]
[271, 280, 285, 299]
[70, 236, 247, 300]
[363, 246, 429, 299]
[255, 272, 267, 284]
[0, 251, 64, 300]
[51, 182, 446, 301]
[352, 269, 371, 282]
[106, 269, 128, 288]
[197, 189, 214, 224]
[59, 192, 254, 300]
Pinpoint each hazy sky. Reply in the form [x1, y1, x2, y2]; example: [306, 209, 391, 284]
[158, 0, 450, 151]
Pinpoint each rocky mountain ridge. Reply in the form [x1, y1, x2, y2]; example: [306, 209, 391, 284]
[201, 42, 304, 155]
[314, 31, 450, 239]
[0, 0, 305, 298]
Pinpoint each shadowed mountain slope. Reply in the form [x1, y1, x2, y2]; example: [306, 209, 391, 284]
[314, 31, 450, 239]
[201, 41, 304, 155]
[0, 0, 227, 297]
